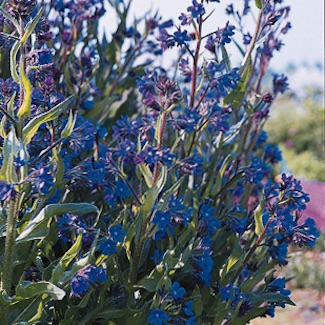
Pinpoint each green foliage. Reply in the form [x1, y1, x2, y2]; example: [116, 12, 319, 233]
[266, 87, 325, 181]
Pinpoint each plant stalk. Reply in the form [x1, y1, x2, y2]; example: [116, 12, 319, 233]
[3, 196, 19, 296]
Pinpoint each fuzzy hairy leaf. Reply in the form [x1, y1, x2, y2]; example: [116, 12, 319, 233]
[16, 203, 99, 243]
[22, 96, 73, 144]
[15, 281, 65, 300]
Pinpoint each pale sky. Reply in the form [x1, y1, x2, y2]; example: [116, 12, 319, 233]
[126, 0, 324, 71]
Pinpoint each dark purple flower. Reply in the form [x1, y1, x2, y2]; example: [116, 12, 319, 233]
[0, 181, 17, 201]
[225, 4, 234, 15]
[273, 73, 289, 94]
[243, 33, 252, 45]
[157, 28, 175, 50]
[7, 0, 37, 18]
[0, 78, 19, 99]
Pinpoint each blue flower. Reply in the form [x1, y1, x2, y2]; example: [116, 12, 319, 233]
[109, 224, 126, 242]
[292, 218, 320, 247]
[82, 265, 107, 283]
[266, 277, 291, 306]
[174, 30, 191, 46]
[279, 174, 310, 211]
[183, 300, 194, 316]
[200, 204, 221, 233]
[153, 211, 172, 230]
[137, 70, 158, 96]
[179, 152, 203, 176]
[267, 240, 288, 266]
[70, 265, 107, 298]
[218, 22, 235, 45]
[150, 249, 164, 265]
[264, 143, 282, 164]
[99, 239, 117, 255]
[170, 281, 186, 300]
[187, 0, 205, 19]
[220, 282, 237, 301]
[192, 240, 214, 285]
[186, 316, 197, 325]
[70, 276, 89, 298]
[148, 309, 170, 325]
[114, 180, 132, 200]
[244, 158, 271, 184]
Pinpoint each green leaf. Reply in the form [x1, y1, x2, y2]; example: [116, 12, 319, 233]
[229, 307, 267, 325]
[158, 176, 184, 211]
[124, 217, 140, 261]
[83, 95, 119, 120]
[98, 88, 132, 124]
[220, 44, 231, 72]
[60, 109, 76, 139]
[64, 64, 77, 96]
[15, 281, 65, 300]
[141, 165, 167, 216]
[255, 0, 263, 9]
[0, 7, 20, 31]
[51, 234, 83, 285]
[10, 41, 20, 83]
[135, 269, 163, 292]
[192, 286, 203, 317]
[52, 147, 65, 183]
[251, 292, 296, 306]
[0, 129, 20, 183]
[16, 203, 99, 243]
[241, 259, 269, 292]
[138, 164, 153, 188]
[20, 7, 43, 44]
[254, 197, 265, 235]
[223, 61, 251, 109]
[22, 95, 73, 144]
[17, 59, 33, 119]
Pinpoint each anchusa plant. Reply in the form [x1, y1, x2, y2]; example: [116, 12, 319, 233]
[0, 0, 320, 324]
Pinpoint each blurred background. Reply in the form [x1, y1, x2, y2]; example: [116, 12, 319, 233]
[103, 1, 324, 323]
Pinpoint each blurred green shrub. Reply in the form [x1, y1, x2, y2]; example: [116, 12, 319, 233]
[266, 86, 324, 181]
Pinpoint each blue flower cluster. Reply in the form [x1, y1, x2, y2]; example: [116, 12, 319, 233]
[148, 281, 197, 325]
[0, 0, 321, 323]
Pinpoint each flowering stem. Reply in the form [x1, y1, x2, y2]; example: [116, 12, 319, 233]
[129, 218, 147, 285]
[2, 196, 19, 296]
[231, 216, 273, 283]
[241, 8, 264, 73]
[189, 16, 203, 110]
[153, 108, 168, 185]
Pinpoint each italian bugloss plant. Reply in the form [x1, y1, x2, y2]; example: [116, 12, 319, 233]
[0, 0, 320, 324]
